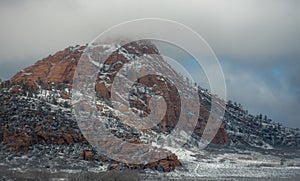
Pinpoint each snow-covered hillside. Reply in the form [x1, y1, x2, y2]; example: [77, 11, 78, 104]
[0, 41, 299, 179]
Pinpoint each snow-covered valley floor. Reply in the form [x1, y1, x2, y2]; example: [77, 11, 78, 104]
[1, 146, 299, 180]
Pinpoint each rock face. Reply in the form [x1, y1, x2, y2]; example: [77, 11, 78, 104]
[11, 45, 85, 89]
[80, 150, 94, 161]
[5, 40, 299, 174]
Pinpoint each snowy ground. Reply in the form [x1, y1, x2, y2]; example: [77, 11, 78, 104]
[0, 165, 299, 180]
[1, 146, 299, 180]
[147, 146, 300, 180]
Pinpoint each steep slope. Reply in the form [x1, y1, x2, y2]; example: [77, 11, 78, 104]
[11, 45, 85, 89]
[6, 41, 231, 146]
[1, 42, 187, 172]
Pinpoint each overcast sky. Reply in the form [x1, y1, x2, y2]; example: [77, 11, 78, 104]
[0, 0, 299, 127]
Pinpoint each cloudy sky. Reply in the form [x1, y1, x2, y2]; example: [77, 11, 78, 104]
[0, 0, 299, 127]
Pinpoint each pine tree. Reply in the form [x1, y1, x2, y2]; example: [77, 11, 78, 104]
[52, 97, 57, 105]
[63, 101, 70, 108]
[264, 115, 267, 121]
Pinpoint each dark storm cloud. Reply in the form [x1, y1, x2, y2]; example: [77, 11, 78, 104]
[220, 58, 300, 128]
[0, 0, 299, 127]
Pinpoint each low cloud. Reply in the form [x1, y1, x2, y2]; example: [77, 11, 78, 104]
[0, 0, 299, 127]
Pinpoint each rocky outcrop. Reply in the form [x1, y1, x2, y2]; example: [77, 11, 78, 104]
[1, 40, 234, 172]
[80, 150, 95, 161]
[11, 45, 85, 89]
[0, 94, 88, 152]
[80, 150, 181, 172]
[111, 153, 181, 172]
[8, 40, 231, 145]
